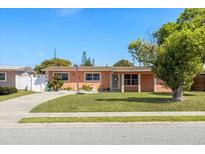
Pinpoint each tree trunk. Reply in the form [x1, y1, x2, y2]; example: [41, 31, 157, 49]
[172, 84, 184, 101]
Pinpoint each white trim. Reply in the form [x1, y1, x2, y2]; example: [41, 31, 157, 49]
[121, 74, 124, 93]
[52, 72, 70, 82]
[153, 76, 157, 92]
[138, 74, 141, 92]
[118, 74, 120, 89]
[0, 72, 7, 82]
[84, 72, 101, 82]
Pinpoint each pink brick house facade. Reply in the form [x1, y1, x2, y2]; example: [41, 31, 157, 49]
[45, 66, 171, 92]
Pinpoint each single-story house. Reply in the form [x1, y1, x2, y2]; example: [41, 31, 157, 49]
[44, 66, 171, 92]
[0, 66, 35, 90]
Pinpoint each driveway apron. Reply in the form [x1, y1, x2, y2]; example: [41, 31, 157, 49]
[0, 91, 72, 127]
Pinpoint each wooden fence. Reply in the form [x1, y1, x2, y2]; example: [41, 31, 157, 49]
[191, 73, 205, 91]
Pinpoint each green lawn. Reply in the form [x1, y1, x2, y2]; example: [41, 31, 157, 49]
[31, 91, 205, 112]
[19, 116, 205, 123]
[0, 90, 33, 102]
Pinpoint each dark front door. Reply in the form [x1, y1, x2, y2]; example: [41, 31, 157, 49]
[112, 74, 119, 90]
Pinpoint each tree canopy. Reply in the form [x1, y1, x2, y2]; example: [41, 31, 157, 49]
[113, 59, 134, 66]
[154, 8, 205, 63]
[34, 58, 72, 74]
[128, 8, 205, 101]
[84, 57, 93, 66]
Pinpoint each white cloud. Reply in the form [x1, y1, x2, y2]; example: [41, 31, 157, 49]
[56, 8, 82, 17]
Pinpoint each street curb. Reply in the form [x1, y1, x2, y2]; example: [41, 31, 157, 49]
[2, 121, 205, 128]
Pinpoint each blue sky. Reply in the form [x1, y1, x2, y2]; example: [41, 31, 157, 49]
[0, 8, 183, 67]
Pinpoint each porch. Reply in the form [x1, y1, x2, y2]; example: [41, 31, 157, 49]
[110, 72, 156, 92]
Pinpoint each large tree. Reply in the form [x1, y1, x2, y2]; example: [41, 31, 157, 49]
[113, 59, 134, 66]
[81, 51, 95, 66]
[128, 8, 205, 101]
[84, 57, 92, 66]
[34, 58, 72, 74]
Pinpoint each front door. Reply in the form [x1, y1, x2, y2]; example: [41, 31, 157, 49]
[112, 74, 119, 90]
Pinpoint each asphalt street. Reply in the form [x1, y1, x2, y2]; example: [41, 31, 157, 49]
[1, 123, 205, 145]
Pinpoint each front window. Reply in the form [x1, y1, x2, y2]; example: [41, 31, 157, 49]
[124, 74, 138, 85]
[0, 72, 6, 82]
[85, 73, 100, 81]
[53, 73, 69, 81]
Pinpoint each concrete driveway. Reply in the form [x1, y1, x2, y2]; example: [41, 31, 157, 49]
[0, 91, 73, 127]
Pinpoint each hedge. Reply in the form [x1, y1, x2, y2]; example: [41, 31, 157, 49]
[0, 87, 18, 95]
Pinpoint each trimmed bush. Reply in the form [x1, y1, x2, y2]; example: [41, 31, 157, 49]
[47, 75, 64, 91]
[0, 87, 18, 95]
[81, 84, 92, 91]
[62, 87, 73, 91]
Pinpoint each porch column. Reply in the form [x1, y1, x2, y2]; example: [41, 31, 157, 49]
[118, 74, 120, 89]
[121, 74, 124, 93]
[153, 76, 157, 92]
[110, 72, 112, 90]
[138, 74, 141, 92]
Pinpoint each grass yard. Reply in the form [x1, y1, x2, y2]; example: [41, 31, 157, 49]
[0, 90, 33, 102]
[31, 91, 205, 112]
[20, 116, 205, 123]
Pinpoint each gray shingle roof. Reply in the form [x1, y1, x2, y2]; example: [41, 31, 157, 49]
[43, 66, 151, 72]
[0, 65, 34, 72]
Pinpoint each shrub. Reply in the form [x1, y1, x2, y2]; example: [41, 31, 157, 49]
[62, 87, 73, 91]
[81, 84, 93, 91]
[47, 75, 64, 91]
[102, 88, 110, 91]
[0, 87, 18, 95]
[8, 87, 18, 93]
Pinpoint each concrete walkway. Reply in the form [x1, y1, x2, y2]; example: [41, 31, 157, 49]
[0, 91, 75, 127]
[26, 111, 205, 118]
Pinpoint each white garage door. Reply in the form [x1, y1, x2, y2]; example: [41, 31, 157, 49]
[16, 75, 29, 90]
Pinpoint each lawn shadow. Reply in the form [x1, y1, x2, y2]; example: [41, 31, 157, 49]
[152, 92, 172, 96]
[95, 97, 172, 104]
[152, 92, 198, 96]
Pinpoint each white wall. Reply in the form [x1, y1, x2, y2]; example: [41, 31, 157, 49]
[27, 75, 47, 92]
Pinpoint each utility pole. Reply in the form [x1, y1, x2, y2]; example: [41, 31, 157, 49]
[54, 48, 57, 59]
